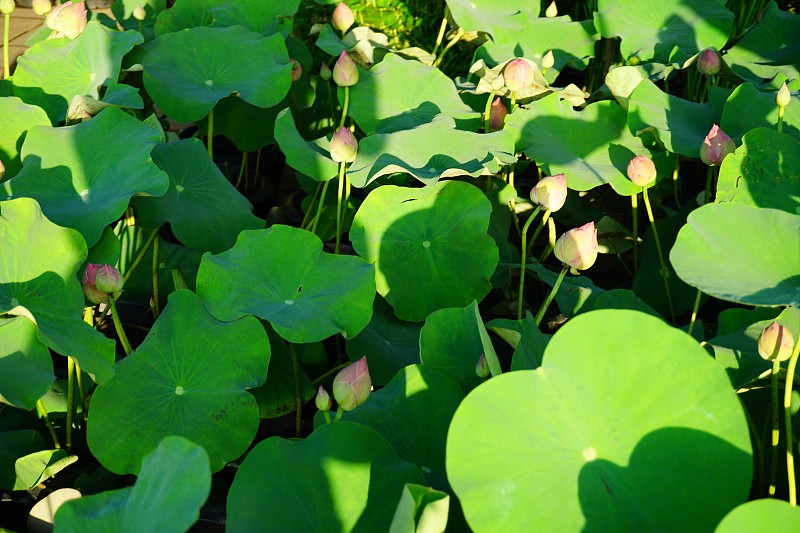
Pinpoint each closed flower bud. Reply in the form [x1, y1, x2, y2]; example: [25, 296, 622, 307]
[46, 1, 87, 39]
[503, 58, 534, 93]
[332, 50, 359, 87]
[82, 263, 109, 304]
[554, 222, 598, 271]
[626, 155, 657, 187]
[94, 264, 124, 294]
[332, 356, 371, 411]
[319, 61, 332, 81]
[758, 322, 795, 362]
[545, 1, 558, 17]
[290, 59, 302, 82]
[488, 97, 507, 131]
[132, 4, 146, 21]
[330, 127, 358, 163]
[542, 50, 554, 70]
[0, 0, 15, 14]
[696, 48, 721, 76]
[33, 0, 52, 16]
[331, 2, 355, 33]
[475, 354, 490, 379]
[315, 386, 332, 412]
[777, 82, 791, 108]
[530, 174, 567, 212]
[700, 124, 735, 166]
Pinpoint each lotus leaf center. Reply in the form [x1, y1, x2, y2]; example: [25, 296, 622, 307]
[422, 240, 431, 248]
[175, 386, 185, 395]
[583, 447, 597, 461]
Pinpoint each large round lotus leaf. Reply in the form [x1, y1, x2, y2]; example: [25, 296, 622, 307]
[0, 316, 53, 410]
[12, 22, 142, 123]
[345, 297, 421, 387]
[671, 203, 800, 307]
[1, 107, 168, 247]
[227, 422, 426, 533]
[347, 117, 516, 188]
[137, 26, 292, 123]
[724, 3, 800, 86]
[594, 0, 733, 63]
[0, 198, 114, 385]
[350, 181, 498, 322]
[274, 108, 339, 182]
[197, 225, 376, 343]
[720, 83, 800, 143]
[445, 0, 538, 36]
[347, 53, 479, 135]
[0, 98, 49, 181]
[716, 499, 800, 532]
[55, 436, 211, 533]
[208, 0, 299, 36]
[447, 310, 752, 532]
[504, 93, 662, 195]
[627, 79, 715, 158]
[717, 128, 800, 214]
[154, 0, 219, 35]
[87, 290, 269, 474]
[132, 139, 264, 254]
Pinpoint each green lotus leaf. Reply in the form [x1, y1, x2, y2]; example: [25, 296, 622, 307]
[526, 262, 604, 317]
[336, 364, 465, 490]
[54, 436, 211, 533]
[592, 288, 660, 318]
[717, 128, 800, 214]
[345, 297, 421, 387]
[350, 181, 498, 321]
[724, 3, 800, 86]
[671, 203, 800, 307]
[0, 198, 115, 385]
[14, 449, 77, 490]
[208, 0, 299, 36]
[87, 227, 121, 268]
[154, 0, 219, 35]
[720, 83, 800, 142]
[504, 93, 661, 194]
[197, 225, 376, 343]
[390, 483, 450, 533]
[445, 0, 538, 36]
[274, 108, 339, 182]
[137, 26, 292, 123]
[0, 97, 49, 181]
[486, 313, 549, 371]
[87, 290, 269, 474]
[132, 139, 264, 254]
[447, 310, 752, 531]
[0, 430, 47, 489]
[227, 422, 426, 533]
[627, 78, 715, 158]
[0, 317, 53, 410]
[717, 499, 800, 532]
[347, 117, 516, 188]
[11, 22, 143, 123]
[112, 0, 166, 23]
[594, 0, 733, 63]
[347, 53, 479, 135]
[2, 107, 167, 247]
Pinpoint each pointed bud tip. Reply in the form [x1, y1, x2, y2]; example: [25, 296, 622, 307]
[333, 50, 359, 87]
[777, 82, 792, 107]
[332, 2, 355, 33]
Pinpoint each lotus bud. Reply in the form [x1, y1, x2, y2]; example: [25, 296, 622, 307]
[0, 159, 5, 181]
[315, 386, 332, 412]
[542, 50, 555, 70]
[545, 1, 558, 17]
[332, 2, 355, 33]
[530, 174, 568, 212]
[777, 82, 791, 108]
[700, 124, 735, 166]
[475, 354, 490, 379]
[503, 58, 534, 93]
[82, 264, 109, 304]
[33, 0, 52, 16]
[488, 97, 507, 131]
[332, 356, 371, 411]
[290, 59, 302, 82]
[554, 221, 598, 271]
[696, 48, 721, 76]
[758, 322, 795, 362]
[94, 265, 124, 294]
[319, 61, 332, 81]
[46, 1, 88, 39]
[330, 127, 358, 163]
[626, 155, 657, 187]
[132, 4, 146, 21]
[0, 0, 14, 14]
[332, 50, 359, 87]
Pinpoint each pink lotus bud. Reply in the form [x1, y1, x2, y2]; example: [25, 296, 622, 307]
[319, 61, 332, 81]
[315, 386, 332, 412]
[132, 4, 146, 21]
[46, 1, 87, 39]
[542, 50, 554, 70]
[530, 174, 567, 212]
[777, 82, 791, 108]
[545, 1, 558, 17]
[332, 50, 359, 87]
[0, 159, 5, 181]
[290, 59, 302, 82]
[330, 127, 358, 163]
[554, 221, 598, 271]
[0, 0, 15, 14]
[332, 356, 371, 411]
[33, 0, 52, 16]
[696, 48, 721, 76]
[82, 264, 109, 304]
[475, 354, 490, 379]
[488, 97, 507, 131]
[626, 155, 657, 187]
[94, 264, 124, 294]
[503, 58, 534, 93]
[331, 2, 355, 33]
[700, 124, 735, 166]
[758, 322, 795, 362]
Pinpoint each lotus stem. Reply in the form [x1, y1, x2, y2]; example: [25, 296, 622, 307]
[538, 217, 556, 263]
[333, 407, 344, 422]
[482, 89, 496, 132]
[310, 179, 331, 235]
[672, 155, 682, 209]
[526, 210, 551, 257]
[687, 289, 703, 336]
[778, 105, 785, 134]
[510, 90, 517, 112]
[518, 206, 542, 320]
[433, 27, 463, 69]
[769, 359, 780, 496]
[207, 108, 214, 159]
[109, 297, 133, 356]
[235, 151, 247, 189]
[631, 193, 639, 273]
[335, 162, 346, 254]
[642, 187, 676, 323]
[66, 356, 75, 450]
[123, 227, 159, 286]
[533, 265, 568, 326]
[431, 7, 450, 58]
[301, 181, 323, 230]
[152, 232, 160, 318]
[36, 399, 61, 449]
[338, 86, 350, 129]
[3, 13, 9, 79]
[704, 165, 715, 205]
[322, 410, 332, 424]
[783, 336, 800, 506]
[289, 343, 303, 437]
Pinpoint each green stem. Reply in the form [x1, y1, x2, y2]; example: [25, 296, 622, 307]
[769, 358, 781, 496]
[526, 210, 551, 257]
[704, 165, 715, 205]
[538, 217, 556, 263]
[784, 336, 800, 506]
[518, 206, 543, 320]
[301, 181, 323, 230]
[3, 13, 9, 79]
[338, 86, 350, 129]
[482, 89, 497, 132]
[433, 28, 463, 69]
[322, 411, 332, 424]
[631, 193, 639, 274]
[510, 90, 517, 112]
[687, 289, 703, 336]
[430, 7, 450, 58]
[335, 162, 346, 254]
[642, 187, 676, 323]
[235, 151, 247, 189]
[289, 343, 303, 437]
[122, 228, 159, 286]
[533, 266, 568, 326]
[778, 106, 785, 134]
[311, 361, 350, 386]
[152, 233, 160, 318]
[207, 108, 214, 159]
[66, 356, 75, 451]
[37, 399, 61, 449]
[310, 179, 331, 235]
[109, 298, 133, 356]
[672, 155, 682, 209]
[333, 408, 344, 422]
